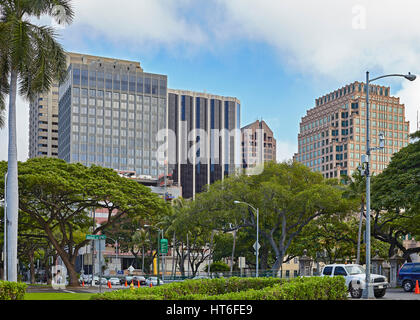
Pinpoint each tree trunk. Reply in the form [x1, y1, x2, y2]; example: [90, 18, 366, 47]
[356, 202, 364, 264]
[29, 249, 35, 284]
[41, 224, 80, 286]
[171, 232, 176, 277]
[230, 230, 236, 276]
[7, 70, 19, 282]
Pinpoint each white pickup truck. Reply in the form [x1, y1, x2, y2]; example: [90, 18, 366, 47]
[321, 264, 388, 298]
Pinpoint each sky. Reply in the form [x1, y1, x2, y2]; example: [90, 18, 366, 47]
[1, 0, 420, 162]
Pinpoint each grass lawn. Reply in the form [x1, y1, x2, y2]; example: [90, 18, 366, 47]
[24, 292, 94, 300]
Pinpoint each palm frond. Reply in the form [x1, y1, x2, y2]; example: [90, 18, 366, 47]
[19, 22, 67, 99]
[20, 0, 74, 25]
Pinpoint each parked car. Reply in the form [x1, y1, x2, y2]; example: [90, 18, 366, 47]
[146, 277, 164, 286]
[120, 276, 133, 285]
[108, 277, 120, 286]
[132, 276, 147, 286]
[321, 264, 388, 298]
[397, 262, 420, 292]
[98, 277, 108, 285]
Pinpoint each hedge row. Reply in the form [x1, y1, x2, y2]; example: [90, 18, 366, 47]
[91, 276, 347, 300]
[194, 277, 348, 300]
[92, 277, 285, 300]
[0, 281, 27, 300]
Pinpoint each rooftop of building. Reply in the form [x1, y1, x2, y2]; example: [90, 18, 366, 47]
[66, 52, 143, 71]
[168, 88, 240, 103]
[241, 119, 275, 135]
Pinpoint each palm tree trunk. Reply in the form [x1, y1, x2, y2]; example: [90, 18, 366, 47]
[356, 202, 364, 265]
[7, 70, 19, 282]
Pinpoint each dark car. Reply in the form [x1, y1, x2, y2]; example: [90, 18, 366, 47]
[132, 276, 147, 287]
[397, 262, 420, 292]
[120, 276, 133, 285]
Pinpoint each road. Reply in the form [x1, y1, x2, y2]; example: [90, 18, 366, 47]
[353, 288, 420, 300]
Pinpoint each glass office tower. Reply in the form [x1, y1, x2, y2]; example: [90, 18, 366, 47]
[168, 89, 241, 199]
[58, 57, 167, 178]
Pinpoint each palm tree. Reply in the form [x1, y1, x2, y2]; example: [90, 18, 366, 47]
[342, 171, 366, 265]
[0, 0, 73, 281]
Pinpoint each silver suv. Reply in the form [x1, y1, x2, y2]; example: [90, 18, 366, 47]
[321, 264, 388, 298]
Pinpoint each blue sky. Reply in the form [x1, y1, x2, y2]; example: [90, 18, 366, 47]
[1, 0, 420, 161]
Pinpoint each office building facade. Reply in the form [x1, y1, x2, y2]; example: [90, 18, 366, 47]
[168, 89, 241, 199]
[58, 54, 168, 178]
[241, 120, 276, 171]
[293, 82, 410, 178]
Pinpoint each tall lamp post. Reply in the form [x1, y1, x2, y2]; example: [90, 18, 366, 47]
[360, 71, 416, 299]
[234, 201, 259, 277]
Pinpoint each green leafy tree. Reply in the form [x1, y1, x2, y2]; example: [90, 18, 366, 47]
[0, 0, 74, 281]
[166, 201, 214, 277]
[342, 171, 366, 264]
[0, 158, 167, 286]
[371, 131, 420, 261]
[192, 162, 356, 275]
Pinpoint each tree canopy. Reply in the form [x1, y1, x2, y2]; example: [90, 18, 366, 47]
[371, 131, 420, 260]
[0, 158, 169, 286]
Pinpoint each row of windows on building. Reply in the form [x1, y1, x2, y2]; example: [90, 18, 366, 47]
[316, 84, 390, 106]
[72, 69, 167, 97]
[299, 127, 408, 151]
[301, 103, 404, 133]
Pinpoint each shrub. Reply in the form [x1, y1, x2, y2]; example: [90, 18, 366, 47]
[91, 276, 347, 301]
[206, 261, 230, 272]
[0, 281, 27, 300]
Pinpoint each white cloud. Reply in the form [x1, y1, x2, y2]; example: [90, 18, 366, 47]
[215, 0, 420, 81]
[276, 140, 297, 163]
[70, 0, 207, 47]
[396, 80, 420, 133]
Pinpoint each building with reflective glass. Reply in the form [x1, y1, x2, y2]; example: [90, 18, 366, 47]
[293, 82, 410, 178]
[168, 89, 241, 199]
[29, 53, 91, 158]
[58, 54, 168, 178]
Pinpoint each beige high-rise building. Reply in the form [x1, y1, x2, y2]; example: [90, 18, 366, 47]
[241, 120, 276, 170]
[293, 82, 410, 178]
[29, 52, 143, 158]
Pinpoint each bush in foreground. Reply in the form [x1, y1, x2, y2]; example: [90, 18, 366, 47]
[0, 281, 27, 300]
[91, 276, 347, 300]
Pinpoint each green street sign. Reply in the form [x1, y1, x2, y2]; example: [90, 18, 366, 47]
[160, 239, 168, 254]
[86, 234, 106, 240]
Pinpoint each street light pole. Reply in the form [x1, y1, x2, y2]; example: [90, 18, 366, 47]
[256, 208, 259, 278]
[363, 71, 374, 299]
[361, 71, 416, 299]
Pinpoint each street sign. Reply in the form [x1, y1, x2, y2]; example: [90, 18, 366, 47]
[86, 234, 106, 240]
[128, 265, 135, 274]
[160, 239, 168, 254]
[253, 241, 261, 252]
[238, 257, 246, 269]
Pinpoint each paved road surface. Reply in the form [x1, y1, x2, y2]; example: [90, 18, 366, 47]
[353, 288, 420, 300]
